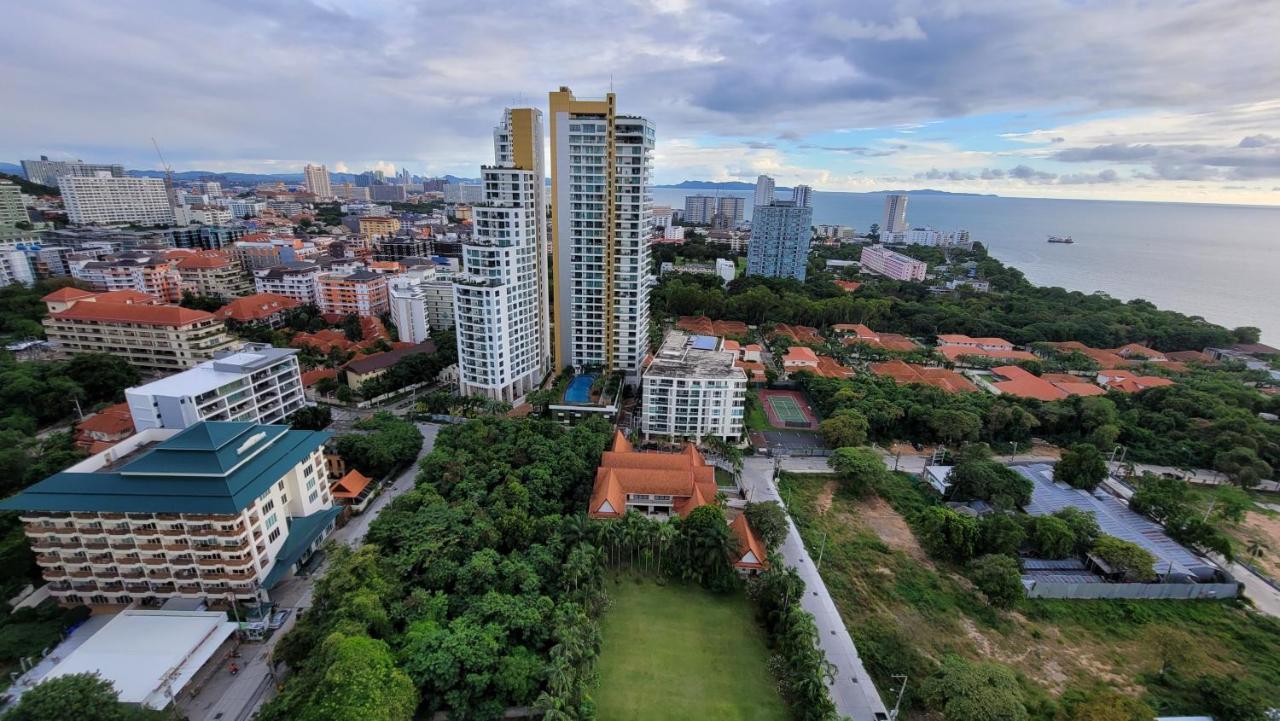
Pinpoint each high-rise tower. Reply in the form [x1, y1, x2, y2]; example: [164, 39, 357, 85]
[548, 87, 655, 383]
[303, 164, 332, 199]
[452, 108, 550, 403]
[882, 193, 908, 233]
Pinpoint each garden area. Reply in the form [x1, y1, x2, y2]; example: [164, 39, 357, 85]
[595, 580, 786, 721]
[778, 469, 1280, 720]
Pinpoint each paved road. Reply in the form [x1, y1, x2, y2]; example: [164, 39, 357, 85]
[741, 457, 890, 721]
[180, 423, 440, 721]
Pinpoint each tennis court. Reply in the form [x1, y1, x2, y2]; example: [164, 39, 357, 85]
[759, 389, 819, 429]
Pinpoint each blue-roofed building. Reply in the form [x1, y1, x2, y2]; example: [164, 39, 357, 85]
[2, 421, 339, 608]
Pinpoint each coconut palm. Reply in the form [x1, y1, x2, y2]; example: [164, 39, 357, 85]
[656, 520, 678, 577]
[1247, 539, 1269, 559]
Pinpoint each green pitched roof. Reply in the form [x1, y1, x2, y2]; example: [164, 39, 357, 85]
[262, 506, 342, 589]
[0, 422, 331, 515]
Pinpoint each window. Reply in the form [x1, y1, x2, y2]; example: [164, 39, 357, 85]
[268, 528, 281, 543]
[265, 513, 278, 530]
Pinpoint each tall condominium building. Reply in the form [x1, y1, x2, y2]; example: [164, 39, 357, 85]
[2, 420, 337, 607]
[303, 164, 332, 199]
[0, 180, 28, 237]
[60, 174, 176, 227]
[882, 193, 908, 233]
[0, 243, 35, 287]
[174, 250, 254, 301]
[388, 266, 455, 343]
[753, 175, 775, 208]
[453, 108, 550, 403]
[549, 87, 655, 382]
[126, 345, 305, 431]
[232, 236, 318, 271]
[641, 331, 747, 442]
[21, 156, 124, 187]
[791, 184, 813, 209]
[41, 290, 238, 372]
[746, 200, 814, 281]
[443, 183, 484, 204]
[683, 195, 716, 225]
[317, 269, 390, 317]
[859, 244, 927, 281]
[714, 196, 745, 229]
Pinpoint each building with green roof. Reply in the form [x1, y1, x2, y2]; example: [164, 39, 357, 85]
[4, 421, 339, 607]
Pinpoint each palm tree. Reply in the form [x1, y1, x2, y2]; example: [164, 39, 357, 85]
[1247, 539, 1269, 559]
[532, 691, 575, 721]
[656, 520, 678, 577]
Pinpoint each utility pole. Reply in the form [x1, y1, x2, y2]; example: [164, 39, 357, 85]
[816, 531, 828, 572]
[889, 674, 908, 720]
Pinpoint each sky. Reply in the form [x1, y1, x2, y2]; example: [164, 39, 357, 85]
[3, 0, 1279, 205]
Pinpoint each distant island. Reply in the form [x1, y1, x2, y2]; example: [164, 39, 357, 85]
[654, 180, 995, 197]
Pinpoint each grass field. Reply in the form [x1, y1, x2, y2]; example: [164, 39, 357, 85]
[778, 471, 1280, 718]
[595, 579, 787, 721]
[746, 391, 770, 431]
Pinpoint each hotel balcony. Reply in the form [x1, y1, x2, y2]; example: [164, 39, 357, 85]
[42, 569, 67, 580]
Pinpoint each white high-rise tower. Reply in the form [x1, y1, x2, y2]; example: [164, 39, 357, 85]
[453, 108, 550, 403]
[753, 175, 775, 208]
[304, 164, 332, 199]
[549, 87, 655, 384]
[883, 193, 908, 233]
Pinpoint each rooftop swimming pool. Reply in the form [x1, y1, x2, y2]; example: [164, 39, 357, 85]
[564, 374, 596, 404]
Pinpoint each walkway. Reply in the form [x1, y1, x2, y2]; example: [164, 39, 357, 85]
[180, 423, 440, 721]
[740, 457, 890, 721]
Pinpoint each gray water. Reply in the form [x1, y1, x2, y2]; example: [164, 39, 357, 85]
[654, 188, 1280, 344]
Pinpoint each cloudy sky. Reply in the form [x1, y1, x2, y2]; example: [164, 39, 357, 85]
[4, 0, 1279, 204]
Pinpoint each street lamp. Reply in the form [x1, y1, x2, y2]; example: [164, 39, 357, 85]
[888, 674, 909, 720]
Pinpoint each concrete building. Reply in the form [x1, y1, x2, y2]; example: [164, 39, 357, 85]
[882, 194, 908, 234]
[641, 331, 747, 441]
[41, 290, 237, 372]
[317, 269, 389, 317]
[453, 108, 550, 403]
[181, 205, 232, 227]
[754, 175, 775, 208]
[335, 183, 370, 201]
[358, 216, 401, 239]
[303, 164, 332, 199]
[373, 236, 430, 261]
[253, 262, 323, 306]
[173, 250, 253, 300]
[0, 243, 36, 287]
[0, 180, 28, 237]
[859, 244, 927, 281]
[651, 205, 674, 229]
[714, 196, 746, 229]
[214, 293, 301, 329]
[232, 236, 318, 271]
[70, 253, 184, 303]
[1, 420, 338, 607]
[60, 174, 176, 227]
[659, 258, 735, 285]
[224, 198, 266, 219]
[443, 183, 483, 204]
[369, 185, 407, 203]
[388, 266, 455, 343]
[662, 225, 686, 241]
[21, 156, 124, 187]
[791, 184, 813, 208]
[746, 200, 813, 281]
[126, 345, 305, 430]
[549, 87, 655, 383]
[683, 195, 717, 225]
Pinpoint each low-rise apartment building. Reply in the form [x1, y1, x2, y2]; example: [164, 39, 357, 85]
[317, 269, 389, 317]
[0, 421, 338, 607]
[358, 216, 401, 239]
[126, 345, 305, 430]
[214, 293, 301, 329]
[253, 262, 323, 306]
[42, 290, 238, 372]
[174, 250, 253, 300]
[641, 332, 747, 442]
[858, 244, 927, 282]
[232, 236, 318, 271]
[70, 253, 184, 303]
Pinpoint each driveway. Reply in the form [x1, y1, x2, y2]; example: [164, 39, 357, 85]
[741, 457, 890, 721]
[180, 422, 441, 721]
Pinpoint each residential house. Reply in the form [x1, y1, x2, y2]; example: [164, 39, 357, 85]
[870, 360, 978, 393]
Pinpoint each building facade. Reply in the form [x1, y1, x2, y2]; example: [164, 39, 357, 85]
[454, 108, 550, 403]
[714, 196, 745, 229]
[753, 175, 775, 208]
[859, 244, 927, 281]
[683, 195, 716, 225]
[746, 200, 814, 281]
[70, 254, 184, 303]
[21, 157, 124, 187]
[303, 164, 332, 199]
[0, 180, 27, 237]
[2, 421, 337, 607]
[317, 270, 390, 317]
[42, 292, 238, 372]
[59, 175, 176, 227]
[253, 262, 323, 305]
[882, 194, 908, 234]
[641, 332, 747, 441]
[126, 345, 305, 431]
[549, 87, 655, 383]
[791, 184, 813, 209]
[174, 250, 253, 300]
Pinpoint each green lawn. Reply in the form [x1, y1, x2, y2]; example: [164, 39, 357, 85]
[595, 580, 787, 721]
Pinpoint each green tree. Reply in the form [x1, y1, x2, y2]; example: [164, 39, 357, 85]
[287, 405, 332, 431]
[1196, 675, 1268, 721]
[3, 672, 153, 721]
[928, 408, 982, 446]
[819, 409, 869, 449]
[1051, 507, 1100, 554]
[967, 554, 1023, 607]
[286, 633, 417, 721]
[827, 446, 887, 498]
[949, 459, 1033, 509]
[978, 513, 1027, 556]
[1128, 474, 1190, 523]
[1055, 688, 1153, 721]
[1054, 444, 1108, 491]
[179, 290, 225, 312]
[679, 504, 736, 590]
[743, 501, 789, 552]
[917, 507, 979, 563]
[1214, 447, 1273, 488]
[63, 353, 140, 404]
[921, 655, 1028, 721]
[1028, 515, 1076, 559]
[1091, 535, 1156, 581]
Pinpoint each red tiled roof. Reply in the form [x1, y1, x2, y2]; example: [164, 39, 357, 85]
[939, 346, 1039, 363]
[937, 334, 1013, 348]
[51, 301, 216, 327]
[731, 515, 768, 571]
[815, 355, 854, 379]
[175, 250, 233, 270]
[772, 323, 824, 344]
[676, 316, 750, 338]
[834, 280, 861, 292]
[870, 360, 978, 393]
[989, 365, 1067, 401]
[91, 290, 162, 305]
[1110, 343, 1167, 361]
[216, 293, 302, 322]
[300, 368, 337, 387]
[343, 341, 437, 375]
[75, 403, 135, 439]
[783, 346, 819, 364]
[1097, 370, 1175, 393]
[331, 470, 373, 499]
[1164, 350, 1214, 364]
[589, 435, 716, 519]
[41, 287, 96, 303]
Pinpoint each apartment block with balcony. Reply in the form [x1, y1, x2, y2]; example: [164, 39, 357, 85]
[174, 250, 253, 300]
[253, 261, 323, 306]
[1, 421, 338, 607]
[70, 252, 184, 303]
[317, 269, 389, 318]
[641, 331, 747, 442]
[858, 244, 927, 282]
[41, 290, 239, 372]
[126, 344, 305, 431]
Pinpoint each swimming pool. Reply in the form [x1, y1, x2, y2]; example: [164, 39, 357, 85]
[564, 374, 596, 404]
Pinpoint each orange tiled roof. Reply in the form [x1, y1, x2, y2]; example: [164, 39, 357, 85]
[832, 323, 875, 336]
[871, 359, 978, 393]
[75, 403, 134, 438]
[300, 368, 337, 387]
[1110, 343, 1167, 361]
[51, 301, 215, 327]
[291, 328, 354, 353]
[331, 470, 373, 499]
[41, 287, 96, 303]
[1097, 370, 1175, 393]
[990, 365, 1067, 401]
[216, 293, 302, 322]
[772, 323, 824, 344]
[815, 355, 854, 379]
[731, 515, 768, 570]
[834, 280, 861, 292]
[676, 316, 749, 338]
[90, 290, 162, 305]
[782, 346, 819, 364]
[589, 435, 716, 519]
[1042, 341, 1129, 368]
[937, 334, 1014, 348]
[939, 346, 1038, 363]
[175, 250, 233, 270]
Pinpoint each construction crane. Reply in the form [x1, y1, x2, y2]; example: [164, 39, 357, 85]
[151, 137, 178, 206]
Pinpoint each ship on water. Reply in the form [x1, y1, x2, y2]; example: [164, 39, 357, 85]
[1047, 235, 1074, 244]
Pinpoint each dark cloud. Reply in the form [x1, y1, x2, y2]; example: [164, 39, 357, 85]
[743, 140, 776, 149]
[1239, 134, 1279, 148]
[799, 144, 901, 156]
[1054, 137, 1280, 180]
[915, 165, 1118, 185]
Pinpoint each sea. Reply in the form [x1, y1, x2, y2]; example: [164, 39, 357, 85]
[653, 188, 1280, 345]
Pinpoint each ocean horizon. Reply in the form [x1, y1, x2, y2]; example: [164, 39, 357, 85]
[653, 188, 1280, 346]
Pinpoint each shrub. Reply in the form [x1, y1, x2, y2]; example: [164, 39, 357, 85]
[967, 554, 1023, 607]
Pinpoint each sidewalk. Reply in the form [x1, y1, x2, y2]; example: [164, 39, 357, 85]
[741, 457, 889, 721]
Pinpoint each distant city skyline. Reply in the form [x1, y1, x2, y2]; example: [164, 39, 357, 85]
[2, 2, 1278, 205]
